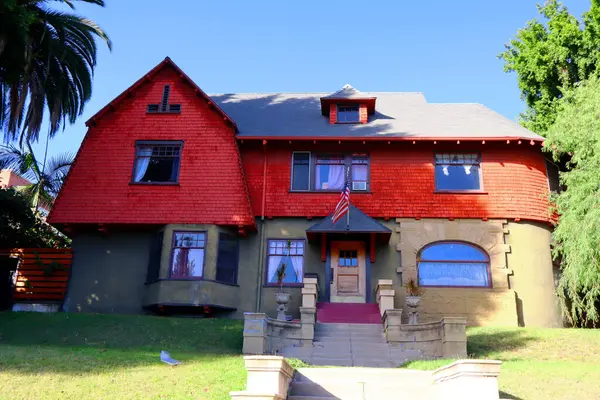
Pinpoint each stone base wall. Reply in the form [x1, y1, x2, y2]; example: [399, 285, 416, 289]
[396, 218, 560, 327]
[383, 310, 467, 359]
[419, 288, 517, 326]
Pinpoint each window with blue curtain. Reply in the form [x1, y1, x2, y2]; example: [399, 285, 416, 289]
[417, 242, 490, 287]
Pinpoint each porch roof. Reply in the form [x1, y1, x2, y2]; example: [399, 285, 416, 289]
[306, 204, 392, 242]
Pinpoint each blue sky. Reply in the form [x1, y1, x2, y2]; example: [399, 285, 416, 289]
[32, 0, 590, 160]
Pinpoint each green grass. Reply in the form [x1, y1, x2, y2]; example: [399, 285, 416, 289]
[2, 314, 600, 400]
[403, 326, 600, 400]
[0, 312, 246, 400]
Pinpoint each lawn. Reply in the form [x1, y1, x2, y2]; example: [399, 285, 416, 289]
[2, 314, 600, 400]
[403, 326, 600, 400]
[0, 312, 246, 400]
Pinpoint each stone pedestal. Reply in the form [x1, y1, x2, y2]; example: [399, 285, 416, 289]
[405, 296, 421, 325]
[230, 356, 294, 400]
[243, 313, 269, 355]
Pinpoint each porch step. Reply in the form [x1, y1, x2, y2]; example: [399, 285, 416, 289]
[280, 322, 423, 368]
[316, 302, 381, 324]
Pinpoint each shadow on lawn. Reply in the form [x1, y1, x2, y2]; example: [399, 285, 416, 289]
[499, 391, 522, 400]
[467, 328, 537, 359]
[0, 312, 245, 374]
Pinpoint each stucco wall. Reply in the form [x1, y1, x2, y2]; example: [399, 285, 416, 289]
[256, 219, 324, 319]
[64, 231, 154, 314]
[396, 218, 560, 327]
[506, 222, 562, 327]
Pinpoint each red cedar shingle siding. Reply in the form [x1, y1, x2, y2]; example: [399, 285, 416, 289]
[359, 104, 368, 124]
[48, 66, 255, 227]
[329, 106, 337, 124]
[240, 142, 551, 223]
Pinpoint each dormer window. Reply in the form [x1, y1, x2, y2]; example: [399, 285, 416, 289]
[320, 84, 377, 125]
[337, 105, 360, 124]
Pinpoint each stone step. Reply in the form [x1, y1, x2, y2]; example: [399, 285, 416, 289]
[288, 397, 336, 400]
[308, 358, 354, 367]
[315, 324, 383, 330]
[294, 367, 431, 383]
[314, 337, 388, 345]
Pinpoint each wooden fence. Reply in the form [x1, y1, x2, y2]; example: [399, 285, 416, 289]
[0, 248, 72, 302]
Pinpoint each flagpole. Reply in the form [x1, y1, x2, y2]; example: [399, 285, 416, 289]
[346, 167, 350, 232]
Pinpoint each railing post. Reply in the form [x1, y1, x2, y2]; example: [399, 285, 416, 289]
[376, 279, 395, 317]
[300, 275, 318, 345]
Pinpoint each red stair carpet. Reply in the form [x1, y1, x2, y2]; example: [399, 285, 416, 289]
[316, 302, 381, 324]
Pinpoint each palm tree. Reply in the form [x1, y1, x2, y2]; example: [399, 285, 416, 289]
[0, 141, 73, 212]
[0, 0, 111, 145]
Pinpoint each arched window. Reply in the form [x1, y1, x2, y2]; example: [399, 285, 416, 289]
[417, 242, 491, 287]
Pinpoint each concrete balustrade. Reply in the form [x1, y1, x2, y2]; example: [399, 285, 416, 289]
[433, 359, 502, 400]
[242, 276, 317, 355]
[230, 356, 294, 400]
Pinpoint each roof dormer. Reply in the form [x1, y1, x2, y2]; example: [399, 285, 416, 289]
[320, 84, 377, 124]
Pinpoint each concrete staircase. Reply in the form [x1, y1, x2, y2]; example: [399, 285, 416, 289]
[280, 322, 422, 367]
[288, 367, 435, 400]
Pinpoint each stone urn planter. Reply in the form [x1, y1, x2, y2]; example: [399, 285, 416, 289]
[404, 279, 424, 325]
[275, 292, 291, 321]
[405, 295, 421, 308]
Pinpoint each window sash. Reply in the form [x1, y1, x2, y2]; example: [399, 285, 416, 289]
[266, 239, 305, 285]
[337, 105, 360, 123]
[291, 152, 311, 191]
[434, 153, 481, 191]
[417, 241, 491, 288]
[133, 141, 182, 183]
[216, 233, 239, 284]
[169, 232, 206, 279]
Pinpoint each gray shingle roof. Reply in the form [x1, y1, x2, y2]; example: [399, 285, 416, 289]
[306, 204, 392, 234]
[320, 84, 375, 100]
[210, 92, 543, 141]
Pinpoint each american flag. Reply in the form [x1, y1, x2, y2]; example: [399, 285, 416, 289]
[332, 169, 350, 224]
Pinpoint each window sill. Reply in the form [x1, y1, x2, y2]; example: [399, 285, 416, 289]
[434, 190, 488, 195]
[130, 182, 180, 186]
[419, 285, 493, 289]
[263, 284, 304, 288]
[288, 190, 372, 194]
[146, 278, 239, 287]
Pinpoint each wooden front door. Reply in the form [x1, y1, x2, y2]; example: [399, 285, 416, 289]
[330, 241, 366, 303]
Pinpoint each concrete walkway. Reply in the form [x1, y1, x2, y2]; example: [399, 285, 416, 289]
[288, 367, 435, 400]
[280, 323, 422, 367]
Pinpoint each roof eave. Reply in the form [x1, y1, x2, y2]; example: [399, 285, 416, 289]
[236, 135, 545, 143]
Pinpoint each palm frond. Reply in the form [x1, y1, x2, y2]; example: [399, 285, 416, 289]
[0, 144, 37, 182]
[1, 1, 111, 144]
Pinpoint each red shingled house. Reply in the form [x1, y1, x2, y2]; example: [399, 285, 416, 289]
[48, 58, 561, 327]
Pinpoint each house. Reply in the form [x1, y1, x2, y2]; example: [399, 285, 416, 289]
[0, 169, 32, 189]
[48, 57, 562, 328]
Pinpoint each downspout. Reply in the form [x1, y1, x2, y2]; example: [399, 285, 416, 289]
[255, 140, 268, 312]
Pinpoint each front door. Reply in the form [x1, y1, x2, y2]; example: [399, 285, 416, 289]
[330, 241, 366, 303]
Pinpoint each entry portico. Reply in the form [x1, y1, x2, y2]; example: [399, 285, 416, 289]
[306, 204, 392, 304]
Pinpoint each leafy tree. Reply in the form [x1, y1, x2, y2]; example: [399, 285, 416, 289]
[0, 188, 70, 248]
[500, 0, 600, 133]
[0, 0, 111, 145]
[0, 141, 73, 212]
[544, 77, 600, 325]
